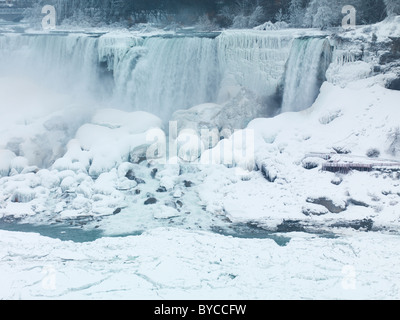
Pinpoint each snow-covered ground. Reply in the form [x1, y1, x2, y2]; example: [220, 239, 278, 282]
[1, 228, 400, 300]
[1, 17, 400, 299]
[199, 82, 400, 230]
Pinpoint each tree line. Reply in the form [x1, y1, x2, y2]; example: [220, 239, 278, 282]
[24, 0, 400, 28]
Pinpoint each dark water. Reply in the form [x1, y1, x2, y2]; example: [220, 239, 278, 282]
[0, 220, 104, 243]
[0, 216, 345, 246]
[211, 223, 292, 247]
[0, 218, 293, 246]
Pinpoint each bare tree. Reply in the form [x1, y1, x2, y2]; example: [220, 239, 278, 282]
[384, 0, 400, 17]
[387, 127, 400, 156]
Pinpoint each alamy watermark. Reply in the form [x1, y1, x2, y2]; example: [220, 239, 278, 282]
[144, 122, 255, 171]
[342, 5, 357, 29]
[41, 5, 56, 30]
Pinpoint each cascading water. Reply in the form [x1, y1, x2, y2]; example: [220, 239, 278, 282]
[281, 37, 333, 113]
[0, 33, 102, 96]
[0, 33, 108, 168]
[0, 31, 333, 121]
[116, 36, 221, 120]
[216, 30, 293, 100]
[103, 30, 294, 120]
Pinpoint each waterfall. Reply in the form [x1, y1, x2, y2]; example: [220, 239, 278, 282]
[0, 33, 101, 95]
[0, 31, 333, 121]
[281, 37, 333, 113]
[112, 31, 294, 119]
[115, 36, 220, 120]
[216, 30, 293, 100]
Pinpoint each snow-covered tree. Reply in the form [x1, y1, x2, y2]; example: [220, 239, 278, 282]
[22, 1, 44, 28]
[225, 0, 265, 29]
[384, 0, 400, 16]
[304, 0, 343, 29]
[195, 14, 218, 31]
[23, 0, 392, 29]
[274, 8, 287, 23]
[313, 2, 333, 29]
[304, 0, 321, 27]
[248, 5, 264, 27]
[288, 0, 304, 27]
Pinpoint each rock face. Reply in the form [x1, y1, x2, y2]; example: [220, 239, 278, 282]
[380, 37, 400, 65]
[378, 37, 400, 65]
[302, 203, 329, 216]
[331, 176, 343, 186]
[387, 77, 400, 91]
[331, 219, 374, 231]
[306, 197, 347, 214]
[156, 186, 167, 193]
[347, 198, 370, 208]
[125, 169, 136, 181]
[331, 29, 400, 91]
[259, 162, 277, 183]
[302, 157, 323, 170]
[183, 180, 193, 188]
[144, 198, 157, 205]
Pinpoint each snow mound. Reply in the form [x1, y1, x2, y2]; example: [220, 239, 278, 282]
[56, 109, 162, 177]
[172, 103, 222, 133]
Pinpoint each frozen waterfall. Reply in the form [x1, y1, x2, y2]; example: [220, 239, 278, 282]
[216, 30, 293, 100]
[104, 31, 294, 119]
[116, 36, 221, 121]
[0, 33, 102, 96]
[0, 31, 333, 121]
[281, 36, 333, 113]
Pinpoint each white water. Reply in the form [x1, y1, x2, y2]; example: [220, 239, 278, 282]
[281, 37, 333, 113]
[0, 34, 102, 96]
[118, 36, 220, 120]
[106, 31, 294, 119]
